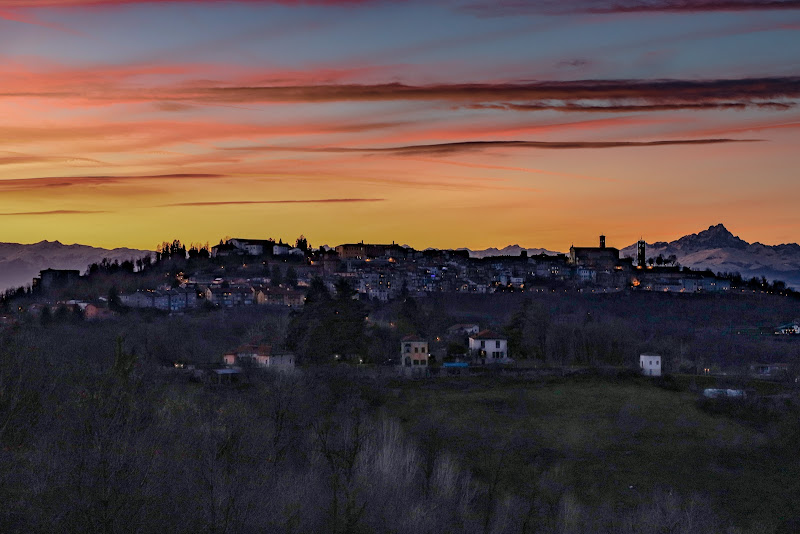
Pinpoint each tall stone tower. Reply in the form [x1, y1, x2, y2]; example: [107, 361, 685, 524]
[599, 235, 606, 249]
[637, 239, 646, 267]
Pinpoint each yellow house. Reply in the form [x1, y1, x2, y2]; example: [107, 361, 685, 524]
[401, 335, 428, 367]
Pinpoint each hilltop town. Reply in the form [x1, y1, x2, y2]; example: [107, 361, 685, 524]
[7, 233, 781, 317]
[3, 232, 797, 379]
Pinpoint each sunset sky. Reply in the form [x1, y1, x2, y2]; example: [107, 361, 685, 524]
[1, 0, 798, 252]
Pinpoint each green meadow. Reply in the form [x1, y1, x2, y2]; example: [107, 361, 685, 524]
[386, 375, 800, 531]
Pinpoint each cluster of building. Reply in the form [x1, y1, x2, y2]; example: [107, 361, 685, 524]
[118, 283, 306, 312]
[212, 238, 306, 259]
[172, 344, 296, 384]
[399, 329, 671, 380]
[332, 235, 733, 300]
[22, 235, 738, 317]
[223, 344, 296, 370]
[399, 328, 512, 376]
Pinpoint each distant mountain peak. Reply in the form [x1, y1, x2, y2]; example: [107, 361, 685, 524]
[676, 223, 746, 250]
[706, 223, 727, 232]
[704, 223, 733, 238]
[621, 224, 800, 288]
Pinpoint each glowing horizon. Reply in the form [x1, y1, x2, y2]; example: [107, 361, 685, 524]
[1, 0, 798, 252]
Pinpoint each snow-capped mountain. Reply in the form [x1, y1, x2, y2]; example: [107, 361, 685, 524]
[620, 224, 800, 288]
[461, 245, 562, 259]
[0, 240, 151, 293]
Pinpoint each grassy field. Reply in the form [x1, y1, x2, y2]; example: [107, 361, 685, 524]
[384, 374, 800, 531]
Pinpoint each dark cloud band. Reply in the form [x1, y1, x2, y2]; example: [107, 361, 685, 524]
[227, 138, 758, 156]
[465, 102, 795, 112]
[186, 77, 800, 106]
[464, 0, 800, 16]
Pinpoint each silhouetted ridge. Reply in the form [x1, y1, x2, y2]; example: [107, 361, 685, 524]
[675, 223, 748, 250]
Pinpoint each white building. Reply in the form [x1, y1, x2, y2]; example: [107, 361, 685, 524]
[448, 323, 480, 337]
[273, 244, 291, 256]
[639, 354, 662, 376]
[229, 238, 273, 256]
[469, 330, 511, 364]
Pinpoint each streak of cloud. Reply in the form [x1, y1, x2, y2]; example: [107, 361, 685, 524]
[0, 173, 225, 191]
[465, 102, 795, 112]
[1, 67, 798, 110]
[3, 0, 798, 10]
[0, 154, 107, 166]
[226, 138, 758, 156]
[0, 120, 407, 150]
[177, 77, 800, 107]
[0, 209, 107, 216]
[0, 8, 81, 33]
[163, 198, 385, 207]
[685, 120, 800, 136]
[0, 0, 373, 6]
[463, 0, 800, 17]
[401, 157, 620, 183]
[581, 0, 800, 13]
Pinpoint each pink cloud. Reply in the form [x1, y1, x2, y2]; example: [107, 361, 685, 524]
[0, 0, 372, 6]
[402, 157, 620, 183]
[0, 8, 81, 33]
[0, 60, 797, 110]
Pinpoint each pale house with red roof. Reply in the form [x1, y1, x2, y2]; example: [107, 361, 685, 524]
[469, 330, 512, 364]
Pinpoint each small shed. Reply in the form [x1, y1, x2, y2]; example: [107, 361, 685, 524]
[639, 354, 662, 377]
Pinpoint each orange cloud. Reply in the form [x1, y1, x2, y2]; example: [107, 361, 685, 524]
[0, 153, 107, 166]
[163, 198, 385, 207]
[0, 173, 225, 192]
[0, 209, 107, 215]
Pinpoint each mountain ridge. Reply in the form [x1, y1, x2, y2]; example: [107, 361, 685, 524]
[621, 224, 800, 288]
[0, 240, 151, 293]
[3, 225, 799, 293]
[460, 244, 563, 258]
